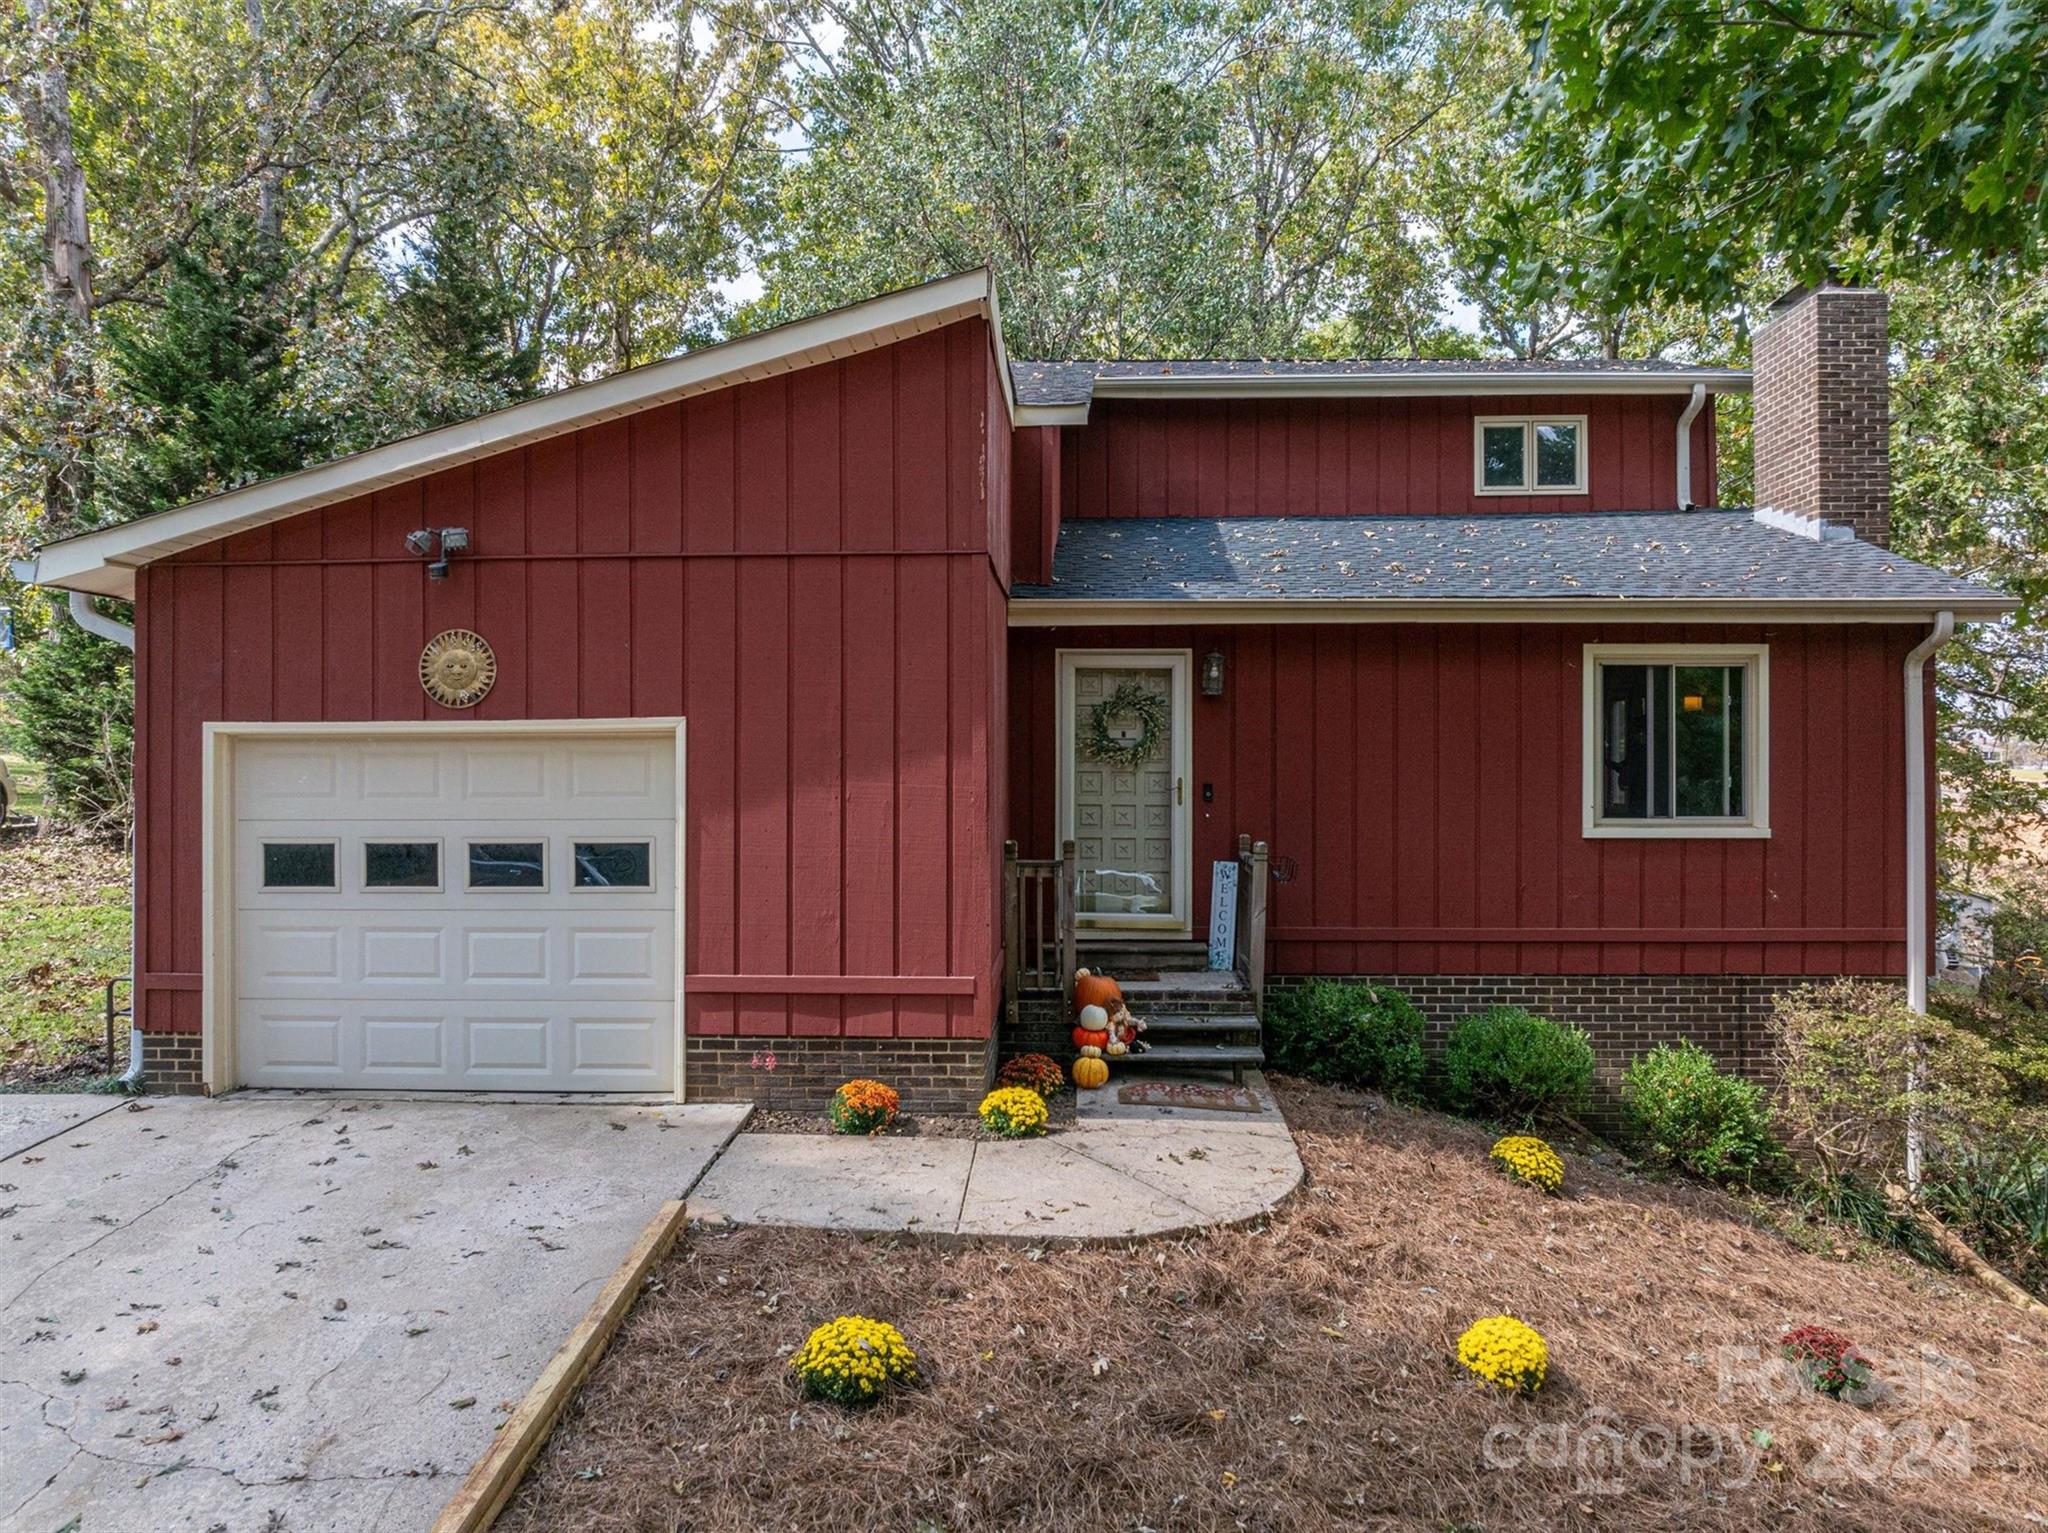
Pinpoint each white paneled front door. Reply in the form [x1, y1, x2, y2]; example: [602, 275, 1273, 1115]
[1057, 650, 1192, 933]
[229, 732, 678, 1092]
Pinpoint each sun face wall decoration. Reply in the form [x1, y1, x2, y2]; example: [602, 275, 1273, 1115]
[419, 629, 497, 708]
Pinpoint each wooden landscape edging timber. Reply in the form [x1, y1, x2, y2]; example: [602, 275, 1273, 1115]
[430, 1198, 690, 1533]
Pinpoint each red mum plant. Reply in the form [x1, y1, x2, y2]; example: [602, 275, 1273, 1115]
[996, 1053, 1066, 1097]
[1780, 1325, 1873, 1401]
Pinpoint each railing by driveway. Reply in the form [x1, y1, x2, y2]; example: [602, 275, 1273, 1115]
[1003, 838, 1076, 1026]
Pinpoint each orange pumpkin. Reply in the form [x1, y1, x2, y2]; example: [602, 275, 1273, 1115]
[1071, 1055, 1110, 1090]
[1073, 969, 1124, 1014]
[1072, 1025, 1110, 1051]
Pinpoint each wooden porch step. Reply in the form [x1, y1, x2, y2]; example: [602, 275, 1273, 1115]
[1138, 1013, 1261, 1037]
[1114, 1042, 1266, 1069]
[1077, 940, 1213, 975]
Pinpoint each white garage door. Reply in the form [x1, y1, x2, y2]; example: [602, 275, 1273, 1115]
[232, 733, 678, 1092]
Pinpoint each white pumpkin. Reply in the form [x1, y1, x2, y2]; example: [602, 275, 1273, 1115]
[1077, 1003, 1109, 1032]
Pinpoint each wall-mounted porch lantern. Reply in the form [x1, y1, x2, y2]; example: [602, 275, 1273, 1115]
[1201, 647, 1225, 698]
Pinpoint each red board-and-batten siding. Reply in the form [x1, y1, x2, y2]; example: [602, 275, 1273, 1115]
[133, 318, 1012, 1045]
[1007, 394, 1718, 582]
[1009, 622, 1919, 977]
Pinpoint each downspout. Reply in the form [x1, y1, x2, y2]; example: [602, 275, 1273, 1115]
[46, 583, 145, 1088]
[1902, 609, 1956, 1192]
[1675, 383, 1707, 509]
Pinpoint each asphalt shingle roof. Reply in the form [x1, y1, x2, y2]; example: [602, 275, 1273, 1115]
[1009, 512, 2005, 607]
[1009, 358, 1743, 408]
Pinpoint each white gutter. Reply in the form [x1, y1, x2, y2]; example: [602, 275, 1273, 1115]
[1902, 608, 1956, 1192]
[67, 589, 135, 648]
[1676, 384, 1707, 509]
[1087, 369, 1752, 401]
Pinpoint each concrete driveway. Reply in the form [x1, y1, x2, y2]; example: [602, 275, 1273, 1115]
[1, 1092, 745, 1533]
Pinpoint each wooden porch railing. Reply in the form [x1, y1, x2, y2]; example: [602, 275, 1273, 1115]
[1232, 834, 1271, 1015]
[1004, 838, 1076, 1026]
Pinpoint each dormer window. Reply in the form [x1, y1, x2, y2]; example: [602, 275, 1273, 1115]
[1475, 416, 1586, 495]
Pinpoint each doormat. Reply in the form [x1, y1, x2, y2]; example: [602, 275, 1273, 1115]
[1115, 1081, 1263, 1113]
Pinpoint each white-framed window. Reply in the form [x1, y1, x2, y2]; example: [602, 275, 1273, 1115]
[1582, 644, 1770, 839]
[260, 839, 339, 889]
[467, 840, 547, 890]
[571, 840, 654, 889]
[1475, 415, 1587, 495]
[364, 840, 442, 890]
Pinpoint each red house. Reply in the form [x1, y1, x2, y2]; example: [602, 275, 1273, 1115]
[18, 272, 2013, 1105]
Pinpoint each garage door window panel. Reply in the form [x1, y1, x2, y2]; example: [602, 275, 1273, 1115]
[365, 840, 441, 890]
[573, 841, 653, 889]
[262, 841, 338, 890]
[468, 841, 547, 890]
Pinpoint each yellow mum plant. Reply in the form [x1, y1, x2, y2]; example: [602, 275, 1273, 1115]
[1457, 1315, 1549, 1394]
[1489, 1133, 1564, 1193]
[978, 1085, 1049, 1138]
[789, 1315, 919, 1406]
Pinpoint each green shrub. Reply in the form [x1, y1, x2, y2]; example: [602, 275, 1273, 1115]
[1440, 1007, 1594, 1124]
[1263, 980, 1425, 1095]
[1772, 979, 2038, 1183]
[1620, 1042, 1781, 1183]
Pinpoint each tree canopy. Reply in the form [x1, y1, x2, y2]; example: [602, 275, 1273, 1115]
[0, 0, 2042, 870]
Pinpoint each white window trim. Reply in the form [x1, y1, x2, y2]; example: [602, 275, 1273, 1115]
[362, 837, 444, 892]
[571, 837, 657, 891]
[260, 838, 341, 891]
[465, 838, 550, 892]
[1581, 643, 1771, 839]
[1474, 414, 1589, 496]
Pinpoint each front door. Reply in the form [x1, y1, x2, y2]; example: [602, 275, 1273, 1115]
[1057, 650, 1192, 933]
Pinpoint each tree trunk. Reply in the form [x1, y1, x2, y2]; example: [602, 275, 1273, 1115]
[245, 0, 285, 249]
[10, 0, 98, 534]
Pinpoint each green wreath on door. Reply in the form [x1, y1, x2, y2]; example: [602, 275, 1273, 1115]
[1083, 681, 1169, 769]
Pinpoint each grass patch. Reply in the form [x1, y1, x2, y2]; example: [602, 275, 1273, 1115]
[2, 742, 48, 822]
[0, 832, 130, 1082]
[501, 1079, 2048, 1532]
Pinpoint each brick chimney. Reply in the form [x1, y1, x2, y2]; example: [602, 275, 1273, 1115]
[1751, 282, 1891, 546]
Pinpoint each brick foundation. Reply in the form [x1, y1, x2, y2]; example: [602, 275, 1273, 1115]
[684, 1035, 997, 1113]
[137, 1032, 206, 1095]
[1261, 973, 1791, 1093]
[136, 1031, 996, 1110]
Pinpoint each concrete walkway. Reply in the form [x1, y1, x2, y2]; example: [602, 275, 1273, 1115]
[691, 1076, 1303, 1240]
[1, 1093, 747, 1533]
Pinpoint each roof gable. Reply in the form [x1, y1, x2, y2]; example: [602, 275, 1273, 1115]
[23, 270, 1001, 598]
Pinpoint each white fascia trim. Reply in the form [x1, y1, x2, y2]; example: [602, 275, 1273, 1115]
[1087, 370, 1752, 401]
[31, 270, 1000, 599]
[1013, 404, 1091, 427]
[1007, 597, 2018, 626]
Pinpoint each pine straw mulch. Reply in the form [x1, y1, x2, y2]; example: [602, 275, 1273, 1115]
[499, 1079, 2048, 1533]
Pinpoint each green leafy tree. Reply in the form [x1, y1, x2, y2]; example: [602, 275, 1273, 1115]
[96, 213, 325, 521]
[1495, 0, 2048, 312]
[2, 611, 133, 831]
[757, 0, 1485, 357]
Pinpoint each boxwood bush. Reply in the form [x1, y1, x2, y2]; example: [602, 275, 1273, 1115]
[1620, 1042, 1781, 1184]
[1440, 1007, 1595, 1124]
[1264, 980, 1425, 1096]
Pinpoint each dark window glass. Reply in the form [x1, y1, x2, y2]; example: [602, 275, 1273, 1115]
[1535, 421, 1580, 487]
[574, 841, 652, 888]
[366, 841, 439, 888]
[262, 841, 336, 888]
[468, 841, 545, 889]
[1481, 424, 1525, 488]
[1600, 663, 1747, 821]
[1600, 665, 1653, 818]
